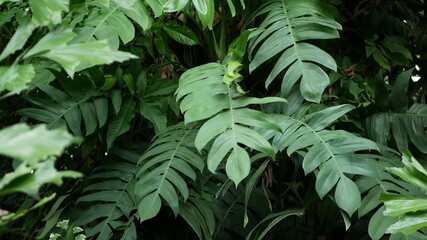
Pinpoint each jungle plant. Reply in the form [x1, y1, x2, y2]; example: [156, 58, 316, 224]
[0, 0, 426, 239]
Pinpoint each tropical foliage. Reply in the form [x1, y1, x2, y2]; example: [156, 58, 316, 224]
[0, 0, 426, 239]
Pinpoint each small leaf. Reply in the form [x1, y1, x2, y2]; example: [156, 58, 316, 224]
[138, 193, 161, 222]
[335, 176, 361, 216]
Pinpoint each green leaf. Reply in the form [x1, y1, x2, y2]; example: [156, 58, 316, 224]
[386, 212, 427, 235]
[382, 194, 427, 217]
[29, 0, 69, 26]
[246, 209, 304, 240]
[106, 10, 135, 44]
[163, 23, 200, 46]
[74, 149, 139, 239]
[249, 0, 341, 101]
[120, 0, 153, 30]
[138, 192, 162, 222]
[0, 160, 81, 197]
[0, 64, 35, 95]
[335, 176, 361, 216]
[0, 17, 36, 62]
[177, 62, 284, 185]
[192, 0, 214, 29]
[0, 124, 76, 163]
[107, 99, 135, 150]
[163, 0, 189, 12]
[136, 123, 203, 222]
[368, 206, 397, 240]
[33, 39, 136, 77]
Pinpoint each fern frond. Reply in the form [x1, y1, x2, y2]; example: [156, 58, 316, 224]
[270, 104, 379, 216]
[249, 0, 341, 102]
[73, 149, 139, 240]
[135, 123, 204, 222]
[176, 62, 286, 185]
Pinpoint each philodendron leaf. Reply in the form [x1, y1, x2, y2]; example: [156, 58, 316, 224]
[0, 123, 77, 164]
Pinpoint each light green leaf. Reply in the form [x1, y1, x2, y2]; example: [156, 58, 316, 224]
[382, 194, 427, 217]
[29, 0, 69, 26]
[106, 10, 135, 44]
[386, 212, 427, 235]
[0, 160, 81, 197]
[120, 0, 152, 30]
[0, 124, 76, 163]
[163, 0, 189, 12]
[0, 64, 35, 95]
[0, 17, 36, 61]
[192, 0, 214, 29]
[36, 40, 136, 77]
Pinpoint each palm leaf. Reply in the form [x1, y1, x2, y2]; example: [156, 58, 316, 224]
[249, 0, 341, 102]
[176, 61, 286, 185]
[74, 149, 139, 240]
[135, 123, 204, 222]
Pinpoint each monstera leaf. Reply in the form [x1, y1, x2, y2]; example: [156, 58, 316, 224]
[249, 0, 341, 102]
[176, 61, 286, 185]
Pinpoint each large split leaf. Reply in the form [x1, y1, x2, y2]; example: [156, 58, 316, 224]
[249, 0, 341, 102]
[176, 62, 286, 185]
[268, 104, 379, 216]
